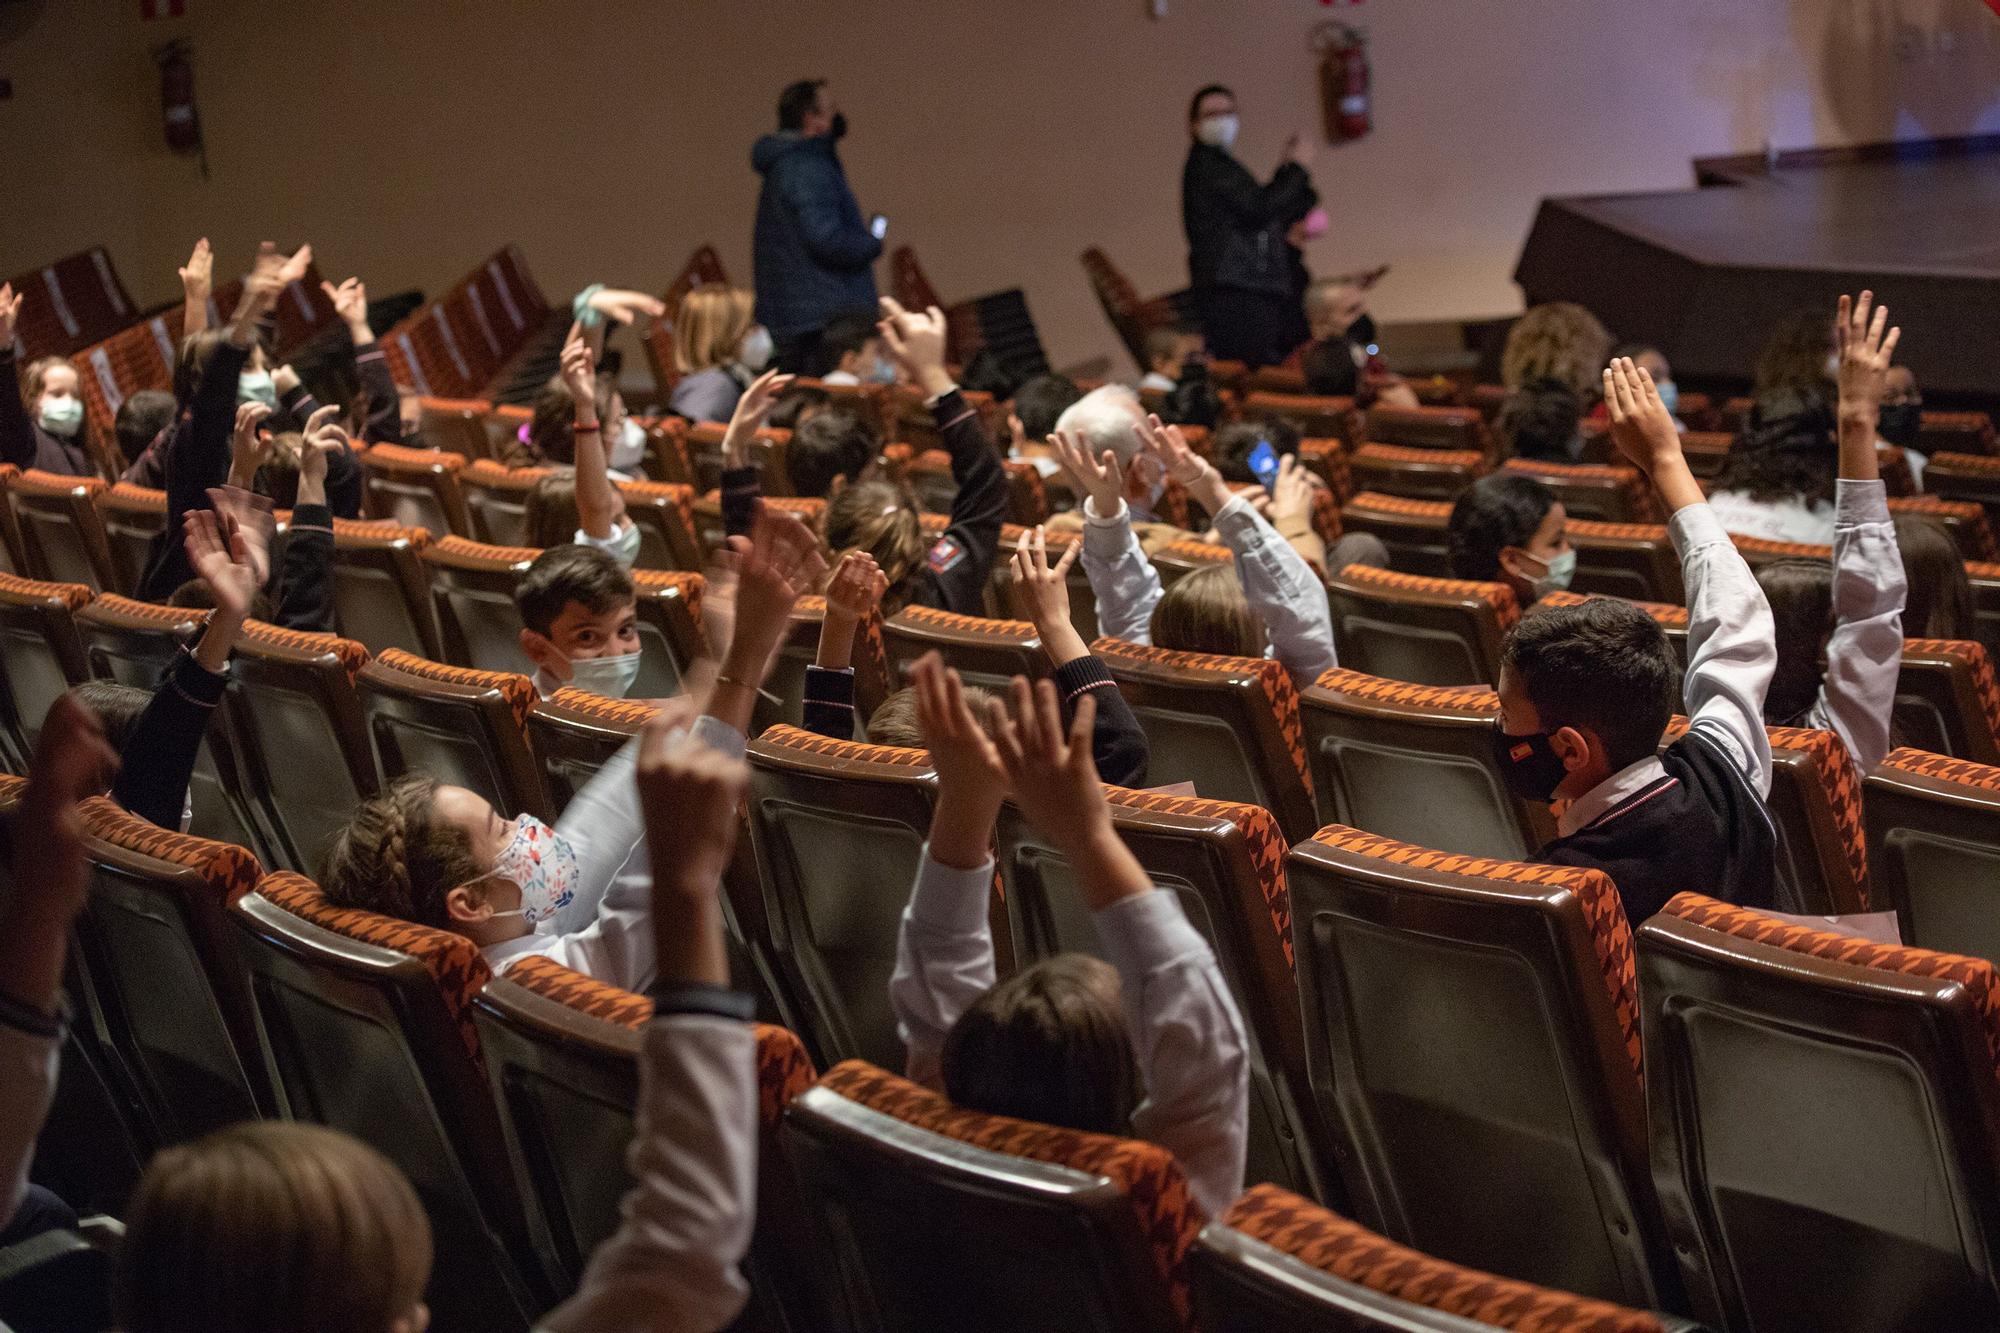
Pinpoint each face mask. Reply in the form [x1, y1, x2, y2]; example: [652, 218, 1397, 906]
[608, 417, 647, 472]
[1824, 352, 1840, 379]
[483, 815, 580, 925]
[1492, 728, 1569, 803]
[38, 396, 83, 438]
[238, 370, 279, 412]
[829, 111, 848, 140]
[1876, 402, 1922, 447]
[1195, 113, 1240, 149]
[1516, 546, 1577, 599]
[567, 648, 643, 699]
[1654, 379, 1679, 417]
[867, 356, 898, 385]
[738, 326, 774, 372]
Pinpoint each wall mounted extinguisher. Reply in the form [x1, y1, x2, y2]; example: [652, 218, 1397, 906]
[155, 39, 209, 176]
[1314, 22, 1370, 143]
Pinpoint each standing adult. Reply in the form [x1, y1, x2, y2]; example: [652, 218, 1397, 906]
[752, 79, 885, 375]
[1181, 84, 1318, 369]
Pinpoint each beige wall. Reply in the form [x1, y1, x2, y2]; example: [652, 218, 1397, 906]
[3, 0, 1997, 375]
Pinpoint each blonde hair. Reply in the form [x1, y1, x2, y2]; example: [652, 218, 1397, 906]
[1149, 564, 1264, 659]
[117, 1120, 432, 1333]
[825, 479, 927, 615]
[1500, 303, 1613, 396]
[673, 286, 755, 375]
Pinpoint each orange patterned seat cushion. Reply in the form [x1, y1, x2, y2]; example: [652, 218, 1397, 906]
[363, 442, 467, 473]
[618, 479, 698, 532]
[1092, 638, 1313, 802]
[1342, 491, 1449, 521]
[1663, 891, 2000, 1086]
[333, 517, 432, 548]
[542, 687, 661, 731]
[1108, 786, 1291, 967]
[463, 460, 554, 489]
[1877, 746, 2000, 793]
[103, 482, 168, 510]
[240, 620, 370, 681]
[755, 721, 932, 769]
[1887, 496, 1998, 562]
[1311, 667, 1500, 715]
[1308, 825, 1640, 1078]
[81, 796, 262, 906]
[1767, 725, 1868, 903]
[1535, 589, 1687, 627]
[81, 594, 207, 628]
[501, 954, 815, 1125]
[633, 569, 705, 625]
[1331, 563, 1521, 632]
[1351, 444, 1484, 469]
[426, 534, 541, 567]
[1729, 533, 1830, 561]
[819, 1059, 1203, 1322]
[13, 468, 107, 497]
[1155, 538, 1232, 566]
[371, 647, 536, 732]
[256, 870, 492, 1060]
[0, 570, 93, 609]
[1219, 1184, 1664, 1333]
[1905, 637, 2000, 747]
[892, 605, 1037, 639]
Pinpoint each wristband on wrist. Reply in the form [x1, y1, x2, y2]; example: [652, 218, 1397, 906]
[574, 421, 601, 434]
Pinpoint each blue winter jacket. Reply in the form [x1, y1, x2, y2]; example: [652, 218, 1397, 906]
[751, 131, 882, 340]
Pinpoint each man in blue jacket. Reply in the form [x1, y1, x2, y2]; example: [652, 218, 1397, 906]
[753, 80, 884, 375]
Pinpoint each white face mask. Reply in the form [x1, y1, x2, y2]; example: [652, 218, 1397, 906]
[1195, 113, 1240, 149]
[38, 396, 84, 438]
[237, 369, 279, 411]
[608, 417, 647, 472]
[1518, 547, 1577, 599]
[566, 648, 643, 699]
[480, 816, 580, 926]
[738, 326, 774, 373]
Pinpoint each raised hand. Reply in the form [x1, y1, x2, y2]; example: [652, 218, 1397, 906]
[1049, 429, 1125, 519]
[1008, 527, 1088, 666]
[1835, 291, 1901, 424]
[825, 549, 888, 621]
[722, 502, 826, 684]
[587, 288, 668, 327]
[0, 283, 20, 345]
[11, 695, 117, 928]
[179, 237, 213, 302]
[1603, 357, 1702, 514]
[228, 401, 274, 488]
[203, 485, 274, 589]
[912, 653, 1009, 866]
[297, 403, 348, 505]
[1137, 412, 1227, 513]
[184, 506, 264, 621]
[322, 276, 372, 338]
[276, 243, 313, 286]
[722, 367, 795, 467]
[876, 296, 951, 396]
[559, 334, 598, 411]
[1268, 454, 1314, 534]
[991, 676, 1108, 855]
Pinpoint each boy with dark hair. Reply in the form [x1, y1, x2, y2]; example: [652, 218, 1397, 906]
[1447, 472, 1573, 608]
[1499, 358, 1778, 923]
[819, 310, 889, 385]
[515, 544, 642, 700]
[113, 390, 177, 473]
[785, 407, 877, 497]
[1141, 325, 1203, 394]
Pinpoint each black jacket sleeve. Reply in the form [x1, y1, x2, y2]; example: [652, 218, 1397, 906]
[917, 389, 1007, 616]
[276, 502, 334, 632]
[110, 644, 228, 830]
[355, 342, 404, 444]
[802, 665, 857, 740]
[274, 383, 320, 434]
[141, 338, 250, 601]
[0, 349, 38, 471]
[1053, 655, 1148, 789]
[721, 465, 762, 539]
[1195, 151, 1317, 230]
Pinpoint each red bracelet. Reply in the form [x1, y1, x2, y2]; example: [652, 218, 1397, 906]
[574, 422, 601, 433]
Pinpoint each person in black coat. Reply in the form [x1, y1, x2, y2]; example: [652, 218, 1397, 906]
[1180, 84, 1319, 369]
[752, 80, 884, 375]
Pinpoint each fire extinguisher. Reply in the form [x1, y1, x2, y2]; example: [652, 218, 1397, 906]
[155, 39, 209, 176]
[1314, 22, 1371, 143]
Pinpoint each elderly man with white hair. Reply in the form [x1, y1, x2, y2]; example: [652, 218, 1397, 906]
[1043, 386, 1386, 680]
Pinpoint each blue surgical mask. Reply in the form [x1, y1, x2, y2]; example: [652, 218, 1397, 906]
[237, 370, 279, 411]
[1655, 379, 1679, 417]
[1519, 547, 1576, 600]
[738, 326, 774, 373]
[38, 396, 84, 438]
[481, 815, 580, 926]
[609, 417, 647, 472]
[567, 648, 643, 699]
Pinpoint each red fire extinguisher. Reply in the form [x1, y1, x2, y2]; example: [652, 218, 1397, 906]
[1314, 23, 1371, 143]
[155, 39, 209, 175]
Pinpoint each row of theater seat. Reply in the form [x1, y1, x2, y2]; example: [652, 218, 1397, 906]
[23, 646, 2000, 1330]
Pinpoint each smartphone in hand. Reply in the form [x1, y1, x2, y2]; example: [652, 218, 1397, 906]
[1248, 440, 1281, 493]
[870, 213, 888, 240]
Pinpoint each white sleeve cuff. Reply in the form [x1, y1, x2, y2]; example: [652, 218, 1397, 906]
[1834, 477, 1891, 525]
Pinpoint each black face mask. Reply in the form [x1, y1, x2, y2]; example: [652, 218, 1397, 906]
[1492, 728, 1569, 803]
[1876, 402, 1922, 448]
[829, 112, 848, 141]
[1344, 313, 1378, 347]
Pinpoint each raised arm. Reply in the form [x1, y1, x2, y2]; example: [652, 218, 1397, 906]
[701, 504, 824, 740]
[540, 719, 756, 1333]
[888, 655, 1008, 1089]
[719, 369, 792, 539]
[324, 276, 404, 445]
[0, 698, 117, 1233]
[880, 298, 1006, 614]
[1054, 429, 1164, 645]
[991, 676, 1248, 1218]
[806, 550, 887, 740]
[0, 288, 38, 470]
[275, 407, 343, 632]
[1139, 416, 1337, 678]
[559, 333, 628, 546]
[1605, 356, 1775, 795]
[1817, 292, 1907, 771]
[178, 237, 213, 339]
[1008, 528, 1149, 787]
